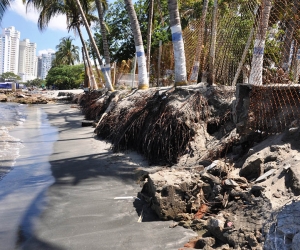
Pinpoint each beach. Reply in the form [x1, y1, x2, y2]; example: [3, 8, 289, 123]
[0, 102, 196, 250]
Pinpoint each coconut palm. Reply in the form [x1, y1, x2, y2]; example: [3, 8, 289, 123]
[74, 0, 113, 90]
[124, 0, 149, 89]
[55, 36, 80, 65]
[249, 0, 272, 85]
[167, 0, 187, 86]
[0, 0, 10, 22]
[25, 0, 113, 90]
[25, 0, 100, 89]
[94, 0, 111, 71]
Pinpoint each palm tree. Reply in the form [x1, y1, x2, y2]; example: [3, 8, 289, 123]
[94, 0, 111, 71]
[249, 0, 272, 85]
[189, 0, 209, 83]
[167, 0, 187, 86]
[25, 0, 113, 90]
[55, 36, 80, 65]
[74, 0, 114, 90]
[0, 0, 10, 22]
[124, 0, 149, 89]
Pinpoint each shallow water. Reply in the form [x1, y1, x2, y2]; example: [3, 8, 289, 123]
[0, 103, 26, 179]
[0, 104, 57, 249]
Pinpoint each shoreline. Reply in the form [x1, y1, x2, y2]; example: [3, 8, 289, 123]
[13, 103, 197, 249]
[0, 104, 56, 250]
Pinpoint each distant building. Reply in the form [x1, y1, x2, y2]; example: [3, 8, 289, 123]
[37, 56, 42, 79]
[18, 39, 38, 82]
[40, 52, 55, 80]
[0, 26, 20, 75]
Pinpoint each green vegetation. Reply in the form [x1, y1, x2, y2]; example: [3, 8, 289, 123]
[45, 64, 85, 89]
[0, 72, 21, 81]
[25, 78, 45, 87]
[54, 36, 80, 66]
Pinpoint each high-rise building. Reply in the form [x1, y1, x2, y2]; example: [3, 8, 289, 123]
[40, 52, 55, 80]
[37, 56, 42, 79]
[18, 39, 38, 81]
[0, 26, 20, 76]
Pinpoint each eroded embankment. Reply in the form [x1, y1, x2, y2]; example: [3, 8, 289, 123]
[77, 85, 300, 249]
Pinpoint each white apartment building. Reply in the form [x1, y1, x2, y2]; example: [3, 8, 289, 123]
[0, 26, 20, 75]
[18, 39, 38, 82]
[40, 52, 55, 80]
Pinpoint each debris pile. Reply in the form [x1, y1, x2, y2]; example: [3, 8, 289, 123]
[138, 127, 300, 249]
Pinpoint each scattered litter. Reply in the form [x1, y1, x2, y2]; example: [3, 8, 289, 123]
[255, 169, 276, 183]
[204, 160, 219, 172]
[114, 196, 140, 200]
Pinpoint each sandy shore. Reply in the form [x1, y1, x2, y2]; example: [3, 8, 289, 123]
[15, 104, 196, 249]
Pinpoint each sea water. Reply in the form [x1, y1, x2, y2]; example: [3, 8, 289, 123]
[0, 102, 26, 180]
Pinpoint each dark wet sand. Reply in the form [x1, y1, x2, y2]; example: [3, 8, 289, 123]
[16, 104, 196, 250]
[0, 105, 56, 250]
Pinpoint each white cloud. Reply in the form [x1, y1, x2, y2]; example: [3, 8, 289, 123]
[38, 49, 55, 56]
[10, 0, 67, 31]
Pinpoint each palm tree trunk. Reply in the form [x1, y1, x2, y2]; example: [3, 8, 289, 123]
[189, 0, 208, 83]
[146, 0, 154, 75]
[92, 53, 104, 88]
[95, 0, 112, 78]
[207, 0, 218, 86]
[167, 0, 187, 86]
[249, 0, 272, 85]
[124, 0, 149, 89]
[82, 48, 89, 88]
[74, 0, 114, 91]
[77, 25, 97, 89]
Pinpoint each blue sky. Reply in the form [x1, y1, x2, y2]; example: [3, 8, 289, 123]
[1, 0, 89, 56]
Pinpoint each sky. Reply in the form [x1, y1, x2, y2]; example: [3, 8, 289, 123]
[1, 0, 89, 56]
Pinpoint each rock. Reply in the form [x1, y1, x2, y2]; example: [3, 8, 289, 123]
[292, 232, 300, 250]
[141, 169, 201, 220]
[201, 172, 221, 185]
[0, 94, 7, 102]
[195, 237, 216, 248]
[251, 185, 265, 191]
[246, 233, 258, 247]
[16, 93, 26, 98]
[207, 214, 227, 242]
[286, 163, 300, 195]
[240, 158, 263, 180]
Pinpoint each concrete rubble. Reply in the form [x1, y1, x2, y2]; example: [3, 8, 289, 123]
[138, 127, 300, 249]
